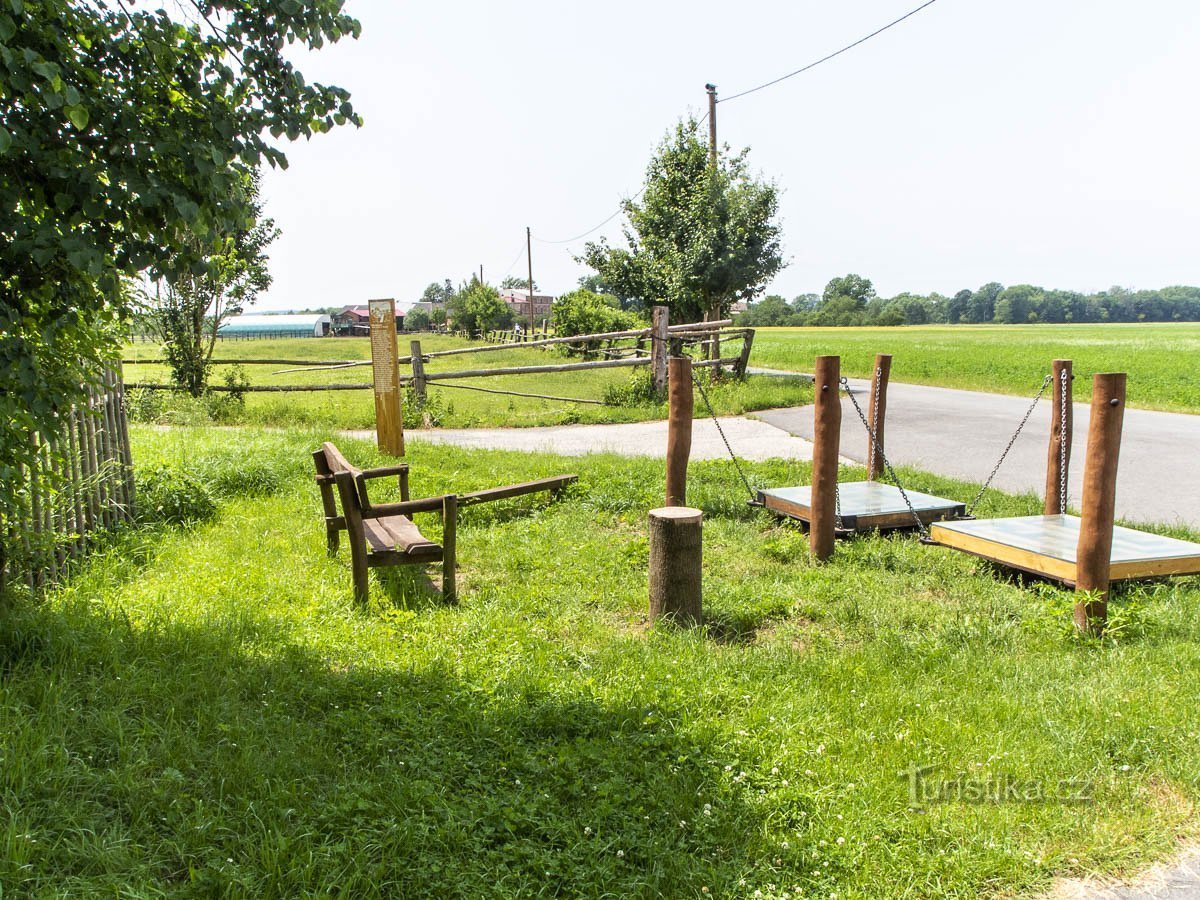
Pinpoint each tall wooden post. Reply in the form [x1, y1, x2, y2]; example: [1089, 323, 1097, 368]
[666, 357, 694, 507]
[1074, 373, 1125, 634]
[810, 355, 841, 561]
[650, 305, 669, 393]
[866, 353, 892, 481]
[369, 298, 405, 456]
[648, 507, 703, 626]
[410, 340, 427, 403]
[1044, 359, 1073, 515]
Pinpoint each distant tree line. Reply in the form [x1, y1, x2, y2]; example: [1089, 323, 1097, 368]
[738, 275, 1200, 327]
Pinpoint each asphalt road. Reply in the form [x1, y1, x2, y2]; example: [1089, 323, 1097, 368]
[755, 379, 1200, 529]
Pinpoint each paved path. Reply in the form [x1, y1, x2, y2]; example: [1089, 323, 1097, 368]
[755, 379, 1200, 530]
[354, 416, 834, 463]
[1050, 846, 1200, 899]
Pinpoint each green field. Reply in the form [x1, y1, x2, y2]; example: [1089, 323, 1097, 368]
[751, 323, 1200, 413]
[3, 425, 1199, 895]
[123, 335, 810, 430]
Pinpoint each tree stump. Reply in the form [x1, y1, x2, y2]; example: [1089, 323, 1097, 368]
[648, 507, 703, 626]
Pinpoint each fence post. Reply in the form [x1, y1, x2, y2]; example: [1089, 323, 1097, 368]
[811, 355, 842, 562]
[651, 305, 669, 393]
[1044, 359, 1073, 515]
[666, 356, 693, 507]
[410, 340, 427, 403]
[1074, 373, 1125, 635]
[734, 328, 755, 379]
[866, 354, 892, 481]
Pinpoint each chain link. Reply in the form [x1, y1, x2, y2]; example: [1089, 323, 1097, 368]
[965, 373, 1053, 516]
[840, 377, 930, 537]
[1058, 368, 1069, 514]
[691, 370, 757, 500]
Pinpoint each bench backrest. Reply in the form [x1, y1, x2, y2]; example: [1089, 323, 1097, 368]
[313, 442, 362, 548]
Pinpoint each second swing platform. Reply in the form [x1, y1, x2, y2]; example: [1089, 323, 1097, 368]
[756, 481, 965, 533]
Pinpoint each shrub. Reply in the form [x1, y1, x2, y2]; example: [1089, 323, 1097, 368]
[553, 290, 643, 339]
[135, 466, 218, 525]
[603, 369, 660, 406]
[205, 365, 250, 423]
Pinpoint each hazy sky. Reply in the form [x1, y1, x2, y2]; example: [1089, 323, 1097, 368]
[257, 0, 1200, 311]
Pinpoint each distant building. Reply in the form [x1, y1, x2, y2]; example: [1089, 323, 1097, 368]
[499, 288, 554, 321]
[334, 301, 426, 335]
[219, 313, 331, 338]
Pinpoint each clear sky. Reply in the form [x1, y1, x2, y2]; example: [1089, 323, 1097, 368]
[256, 0, 1200, 311]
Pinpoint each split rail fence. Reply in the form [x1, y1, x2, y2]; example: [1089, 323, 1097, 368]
[124, 307, 757, 409]
[2, 369, 136, 597]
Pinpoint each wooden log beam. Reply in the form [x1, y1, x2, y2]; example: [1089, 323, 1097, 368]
[867, 354, 892, 481]
[810, 355, 842, 561]
[1074, 372, 1125, 634]
[1044, 359, 1073, 515]
[648, 506, 703, 626]
[424, 356, 647, 381]
[428, 382, 605, 405]
[666, 357, 694, 507]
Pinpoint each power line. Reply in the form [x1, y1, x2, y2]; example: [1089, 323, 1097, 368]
[719, 0, 941, 104]
[531, 111, 709, 246]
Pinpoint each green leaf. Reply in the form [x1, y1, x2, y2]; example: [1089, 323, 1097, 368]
[0, 127, 10, 155]
[65, 104, 89, 130]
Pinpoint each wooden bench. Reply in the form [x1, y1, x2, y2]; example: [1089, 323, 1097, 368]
[313, 442, 577, 603]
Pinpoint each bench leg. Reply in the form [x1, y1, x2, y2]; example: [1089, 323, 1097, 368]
[351, 554, 369, 604]
[325, 523, 340, 556]
[442, 494, 457, 603]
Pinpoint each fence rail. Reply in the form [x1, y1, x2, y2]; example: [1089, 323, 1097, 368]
[2, 369, 135, 597]
[120, 311, 757, 408]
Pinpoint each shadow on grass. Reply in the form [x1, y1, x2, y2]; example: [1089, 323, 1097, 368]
[0, 601, 776, 896]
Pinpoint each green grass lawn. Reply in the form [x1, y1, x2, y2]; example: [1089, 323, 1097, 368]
[123, 334, 810, 430]
[3, 425, 1199, 895]
[751, 323, 1200, 413]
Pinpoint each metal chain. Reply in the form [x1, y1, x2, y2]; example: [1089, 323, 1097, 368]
[840, 377, 930, 537]
[965, 373, 1053, 516]
[1058, 368, 1069, 514]
[871, 366, 881, 471]
[691, 370, 757, 500]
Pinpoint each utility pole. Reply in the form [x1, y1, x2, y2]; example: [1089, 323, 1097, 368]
[705, 83, 718, 168]
[479, 264, 484, 285]
[526, 226, 535, 335]
[704, 83, 720, 364]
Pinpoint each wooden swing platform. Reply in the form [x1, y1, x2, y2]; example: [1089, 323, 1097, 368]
[756, 481, 965, 533]
[929, 514, 1200, 585]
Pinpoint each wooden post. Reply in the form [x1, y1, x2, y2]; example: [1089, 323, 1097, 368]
[810, 355, 842, 561]
[648, 506, 703, 626]
[409, 340, 427, 403]
[734, 328, 755, 379]
[442, 494, 457, 603]
[1074, 373, 1125, 634]
[666, 357, 694, 507]
[866, 354, 892, 481]
[1044, 359, 1073, 515]
[650, 305, 669, 393]
[369, 298, 405, 456]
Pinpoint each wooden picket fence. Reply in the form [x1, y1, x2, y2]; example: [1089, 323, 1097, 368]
[1, 369, 136, 597]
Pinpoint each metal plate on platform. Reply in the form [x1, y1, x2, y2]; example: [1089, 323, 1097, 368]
[929, 514, 1200, 584]
[757, 481, 966, 532]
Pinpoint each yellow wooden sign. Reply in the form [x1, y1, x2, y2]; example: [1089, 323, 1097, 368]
[368, 298, 405, 456]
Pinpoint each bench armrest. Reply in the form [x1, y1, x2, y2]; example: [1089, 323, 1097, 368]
[359, 464, 410, 480]
[361, 495, 455, 519]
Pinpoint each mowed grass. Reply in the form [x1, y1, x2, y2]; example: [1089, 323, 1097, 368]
[3, 425, 1200, 896]
[123, 334, 811, 430]
[751, 323, 1200, 413]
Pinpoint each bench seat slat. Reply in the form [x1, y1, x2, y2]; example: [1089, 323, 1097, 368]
[363, 516, 439, 555]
